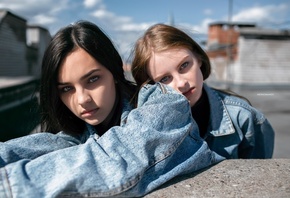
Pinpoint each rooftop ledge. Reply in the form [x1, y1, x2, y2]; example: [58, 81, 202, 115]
[145, 159, 290, 198]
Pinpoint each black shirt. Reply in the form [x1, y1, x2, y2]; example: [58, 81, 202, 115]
[191, 88, 210, 138]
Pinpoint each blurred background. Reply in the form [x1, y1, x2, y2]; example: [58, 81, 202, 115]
[0, 0, 289, 158]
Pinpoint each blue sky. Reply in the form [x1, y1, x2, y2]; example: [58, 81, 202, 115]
[1, 0, 289, 59]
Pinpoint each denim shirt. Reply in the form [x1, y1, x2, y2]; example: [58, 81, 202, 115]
[0, 83, 223, 198]
[203, 83, 275, 159]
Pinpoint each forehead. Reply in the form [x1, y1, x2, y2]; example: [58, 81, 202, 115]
[149, 47, 194, 66]
[147, 48, 194, 78]
[58, 48, 105, 81]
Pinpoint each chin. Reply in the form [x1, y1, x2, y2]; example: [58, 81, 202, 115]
[189, 102, 195, 107]
[86, 119, 101, 126]
[189, 98, 199, 107]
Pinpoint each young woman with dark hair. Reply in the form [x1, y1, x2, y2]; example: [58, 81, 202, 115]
[39, 21, 136, 136]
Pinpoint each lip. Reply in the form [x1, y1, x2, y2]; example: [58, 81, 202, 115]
[182, 87, 195, 98]
[81, 108, 98, 118]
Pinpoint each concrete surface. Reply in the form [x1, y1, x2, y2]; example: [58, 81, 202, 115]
[145, 88, 290, 198]
[145, 159, 290, 198]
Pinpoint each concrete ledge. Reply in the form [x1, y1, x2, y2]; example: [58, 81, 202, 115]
[145, 159, 290, 198]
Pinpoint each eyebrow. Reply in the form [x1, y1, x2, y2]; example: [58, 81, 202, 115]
[153, 55, 189, 81]
[57, 69, 101, 85]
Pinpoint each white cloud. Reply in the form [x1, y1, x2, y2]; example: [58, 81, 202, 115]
[118, 22, 153, 32]
[0, 0, 68, 15]
[179, 18, 214, 34]
[92, 9, 113, 18]
[0, 2, 21, 10]
[84, 0, 102, 8]
[32, 14, 56, 25]
[89, 7, 154, 57]
[0, 0, 70, 26]
[196, 18, 214, 33]
[91, 8, 152, 32]
[232, 3, 289, 24]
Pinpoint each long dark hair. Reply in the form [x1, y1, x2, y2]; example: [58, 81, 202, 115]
[39, 20, 136, 134]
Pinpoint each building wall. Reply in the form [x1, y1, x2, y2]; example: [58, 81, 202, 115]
[208, 24, 240, 46]
[0, 11, 51, 78]
[206, 22, 290, 88]
[208, 37, 290, 87]
[26, 27, 51, 77]
[232, 37, 290, 85]
[0, 14, 28, 76]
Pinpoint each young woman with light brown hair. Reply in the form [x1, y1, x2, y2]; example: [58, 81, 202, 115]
[131, 23, 275, 159]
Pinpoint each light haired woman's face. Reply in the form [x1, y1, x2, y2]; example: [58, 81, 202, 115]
[147, 47, 203, 107]
[57, 48, 116, 126]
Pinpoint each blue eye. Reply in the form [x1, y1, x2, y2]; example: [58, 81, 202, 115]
[88, 76, 99, 83]
[160, 76, 170, 83]
[59, 86, 72, 93]
[180, 62, 189, 71]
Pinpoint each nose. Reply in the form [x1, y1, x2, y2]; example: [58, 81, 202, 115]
[77, 89, 92, 105]
[173, 75, 188, 92]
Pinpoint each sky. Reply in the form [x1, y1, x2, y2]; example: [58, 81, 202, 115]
[1, 0, 290, 59]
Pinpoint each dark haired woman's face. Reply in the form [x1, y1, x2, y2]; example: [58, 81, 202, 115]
[57, 48, 116, 126]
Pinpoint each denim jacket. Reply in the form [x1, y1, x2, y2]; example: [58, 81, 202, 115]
[203, 83, 275, 159]
[0, 83, 223, 198]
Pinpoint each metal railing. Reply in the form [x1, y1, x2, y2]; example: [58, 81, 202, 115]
[0, 79, 39, 112]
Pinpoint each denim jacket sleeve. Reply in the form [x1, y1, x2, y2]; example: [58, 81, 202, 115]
[0, 83, 223, 198]
[0, 132, 83, 167]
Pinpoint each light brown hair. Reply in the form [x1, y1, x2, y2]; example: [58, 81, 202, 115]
[131, 23, 211, 87]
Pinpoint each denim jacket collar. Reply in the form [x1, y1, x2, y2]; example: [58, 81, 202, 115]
[203, 83, 235, 137]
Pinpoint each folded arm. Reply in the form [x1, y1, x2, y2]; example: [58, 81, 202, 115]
[0, 83, 223, 197]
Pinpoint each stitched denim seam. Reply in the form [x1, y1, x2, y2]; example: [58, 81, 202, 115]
[0, 168, 13, 198]
[58, 126, 190, 197]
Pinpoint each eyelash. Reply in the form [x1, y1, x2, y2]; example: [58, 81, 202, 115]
[159, 62, 189, 83]
[180, 62, 189, 71]
[88, 76, 99, 83]
[59, 86, 72, 93]
[160, 76, 170, 83]
[59, 76, 100, 93]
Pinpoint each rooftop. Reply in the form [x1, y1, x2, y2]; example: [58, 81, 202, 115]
[209, 21, 256, 28]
